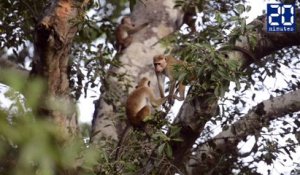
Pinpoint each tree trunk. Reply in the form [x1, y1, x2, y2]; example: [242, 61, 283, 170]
[90, 0, 182, 142]
[31, 0, 89, 138]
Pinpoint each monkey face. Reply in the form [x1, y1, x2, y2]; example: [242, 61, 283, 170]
[154, 60, 167, 73]
[122, 17, 133, 26]
[153, 55, 167, 73]
[121, 17, 130, 24]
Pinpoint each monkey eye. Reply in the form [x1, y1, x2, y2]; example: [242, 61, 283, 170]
[154, 63, 160, 66]
[148, 81, 151, 86]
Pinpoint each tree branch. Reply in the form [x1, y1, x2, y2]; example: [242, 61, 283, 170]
[171, 10, 300, 169]
[0, 59, 29, 84]
[186, 89, 300, 174]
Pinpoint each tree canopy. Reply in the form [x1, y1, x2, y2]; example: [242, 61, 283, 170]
[0, 0, 300, 174]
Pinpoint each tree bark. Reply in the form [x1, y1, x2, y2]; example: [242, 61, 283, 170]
[90, 0, 182, 143]
[31, 0, 90, 137]
[186, 88, 300, 175]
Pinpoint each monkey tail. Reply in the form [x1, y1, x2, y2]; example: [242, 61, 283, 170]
[114, 124, 131, 161]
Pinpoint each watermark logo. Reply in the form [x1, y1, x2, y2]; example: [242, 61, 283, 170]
[267, 3, 295, 32]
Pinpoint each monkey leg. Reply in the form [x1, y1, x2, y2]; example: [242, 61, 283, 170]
[174, 95, 184, 101]
[135, 106, 153, 136]
[174, 83, 185, 101]
[167, 95, 175, 105]
[123, 37, 133, 49]
[136, 105, 151, 124]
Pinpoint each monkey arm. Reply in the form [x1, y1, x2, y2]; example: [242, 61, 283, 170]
[167, 80, 177, 105]
[149, 90, 167, 107]
[123, 37, 133, 48]
[168, 80, 176, 98]
[173, 82, 185, 101]
[156, 73, 165, 98]
[151, 97, 167, 108]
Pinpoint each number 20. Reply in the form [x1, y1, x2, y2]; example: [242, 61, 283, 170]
[268, 4, 294, 26]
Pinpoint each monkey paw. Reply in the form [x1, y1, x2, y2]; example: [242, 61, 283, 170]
[142, 115, 153, 122]
[167, 96, 175, 105]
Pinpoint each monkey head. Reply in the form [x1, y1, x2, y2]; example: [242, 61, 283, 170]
[153, 55, 167, 73]
[135, 77, 151, 88]
[121, 16, 134, 26]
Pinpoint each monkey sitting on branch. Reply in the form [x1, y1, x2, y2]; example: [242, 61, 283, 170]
[126, 77, 167, 128]
[115, 16, 149, 52]
[115, 77, 167, 161]
[153, 55, 188, 105]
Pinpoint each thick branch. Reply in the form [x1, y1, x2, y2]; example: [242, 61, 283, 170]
[172, 10, 300, 169]
[250, 11, 300, 60]
[0, 59, 29, 84]
[186, 89, 300, 174]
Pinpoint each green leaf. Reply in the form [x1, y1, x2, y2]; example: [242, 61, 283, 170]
[246, 5, 252, 12]
[214, 86, 220, 96]
[169, 126, 181, 137]
[219, 85, 225, 97]
[152, 131, 169, 141]
[166, 143, 173, 158]
[216, 12, 223, 24]
[158, 143, 165, 156]
[235, 81, 241, 91]
[235, 4, 245, 14]
[172, 138, 184, 142]
[227, 59, 240, 70]
[230, 16, 240, 21]
[241, 19, 246, 34]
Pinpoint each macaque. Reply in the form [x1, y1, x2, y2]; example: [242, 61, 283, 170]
[182, 4, 197, 33]
[115, 16, 149, 51]
[126, 77, 167, 128]
[182, 7, 197, 33]
[153, 55, 186, 104]
[115, 78, 166, 161]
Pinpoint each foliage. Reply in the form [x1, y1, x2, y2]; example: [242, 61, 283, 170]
[0, 0, 300, 174]
[169, 2, 252, 101]
[110, 114, 183, 175]
[0, 69, 101, 175]
[0, 0, 130, 100]
[170, 1, 300, 174]
[0, 0, 46, 49]
[0, 1, 132, 173]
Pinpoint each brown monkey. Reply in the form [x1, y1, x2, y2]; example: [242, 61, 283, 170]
[182, 5, 197, 33]
[115, 77, 166, 161]
[126, 77, 167, 127]
[115, 16, 149, 51]
[153, 55, 186, 104]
